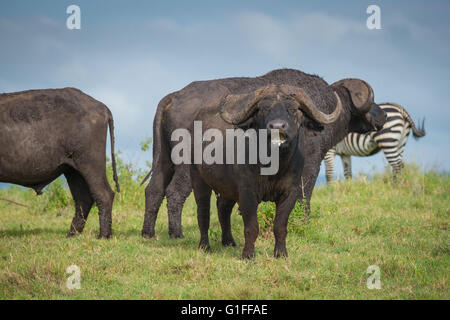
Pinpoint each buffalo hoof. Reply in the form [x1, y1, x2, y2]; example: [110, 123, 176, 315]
[169, 230, 184, 239]
[142, 230, 155, 239]
[198, 242, 211, 252]
[97, 233, 112, 239]
[241, 249, 255, 260]
[222, 238, 236, 247]
[274, 246, 288, 258]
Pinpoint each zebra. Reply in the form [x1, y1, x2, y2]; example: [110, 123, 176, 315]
[324, 102, 425, 183]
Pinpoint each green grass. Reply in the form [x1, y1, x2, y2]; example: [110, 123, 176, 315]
[0, 162, 448, 299]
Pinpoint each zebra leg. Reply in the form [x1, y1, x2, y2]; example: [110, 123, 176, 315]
[324, 149, 336, 184]
[382, 148, 403, 182]
[392, 124, 409, 180]
[392, 155, 404, 182]
[341, 155, 352, 180]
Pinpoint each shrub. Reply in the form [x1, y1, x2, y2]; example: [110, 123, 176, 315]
[257, 200, 308, 236]
[43, 178, 70, 211]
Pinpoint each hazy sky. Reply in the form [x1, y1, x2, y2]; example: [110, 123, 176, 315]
[1, 0, 449, 184]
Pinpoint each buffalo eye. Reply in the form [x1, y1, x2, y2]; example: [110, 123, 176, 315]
[302, 116, 324, 132]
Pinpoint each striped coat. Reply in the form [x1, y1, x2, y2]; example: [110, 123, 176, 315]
[324, 103, 425, 183]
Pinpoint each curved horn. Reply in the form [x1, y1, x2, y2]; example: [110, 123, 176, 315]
[331, 79, 373, 114]
[280, 85, 342, 125]
[220, 84, 277, 124]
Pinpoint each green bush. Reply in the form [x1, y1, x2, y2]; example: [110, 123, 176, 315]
[257, 200, 308, 235]
[44, 178, 70, 211]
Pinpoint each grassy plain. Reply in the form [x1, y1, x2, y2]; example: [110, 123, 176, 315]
[0, 161, 448, 299]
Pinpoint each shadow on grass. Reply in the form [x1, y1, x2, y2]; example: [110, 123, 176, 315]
[111, 223, 243, 257]
[0, 223, 243, 256]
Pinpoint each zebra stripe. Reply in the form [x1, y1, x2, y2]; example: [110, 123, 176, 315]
[324, 103, 425, 183]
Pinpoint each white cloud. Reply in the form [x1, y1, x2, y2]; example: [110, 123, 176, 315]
[291, 12, 367, 45]
[235, 12, 296, 60]
[235, 11, 370, 62]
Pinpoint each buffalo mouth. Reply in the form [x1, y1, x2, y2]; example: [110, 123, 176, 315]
[270, 131, 287, 146]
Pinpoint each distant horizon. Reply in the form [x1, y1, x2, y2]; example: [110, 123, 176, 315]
[2, 164, 448, 191]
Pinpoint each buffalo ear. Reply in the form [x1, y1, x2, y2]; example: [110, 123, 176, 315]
[331, 78, 374, 113]
[220, 84, 277, 125]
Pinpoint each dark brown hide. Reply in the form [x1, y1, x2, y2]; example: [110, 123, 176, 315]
[0, 88, 119, 238]
[141, 69, 386, 258]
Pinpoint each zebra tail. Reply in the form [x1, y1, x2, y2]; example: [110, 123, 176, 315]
[411, 117, 426, 139]
[400, 107, 426, 139]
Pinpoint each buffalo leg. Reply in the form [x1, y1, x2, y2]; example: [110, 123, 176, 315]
[191, 168, 212, 251]
[274, 192, 298, 258]
[76, 162, 114, 239]
[298, 138, 322, 217]
[239, 191, 259, 259]
[165, 165, 191, 238]
[217, 197, 236, 247]
[299, 157, 321, 217]
[65, 169, 94, 237]
[142, 163, 174, 238]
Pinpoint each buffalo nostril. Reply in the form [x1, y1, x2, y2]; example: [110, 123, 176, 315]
[267, 119, 289, 131]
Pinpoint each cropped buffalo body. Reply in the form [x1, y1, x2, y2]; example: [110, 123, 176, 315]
[298, 78, 386, 215]
[0, 88, 120, 238]
[142, 69, 386, 258]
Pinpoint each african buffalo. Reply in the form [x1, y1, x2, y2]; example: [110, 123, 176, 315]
[141, 69, 386, 258]
[0, 88, 120, 238]
[142, 69, 384, 238]
[297, 78, 386, 216]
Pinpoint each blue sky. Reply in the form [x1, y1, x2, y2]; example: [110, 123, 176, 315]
[1, 0, 449, 186]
